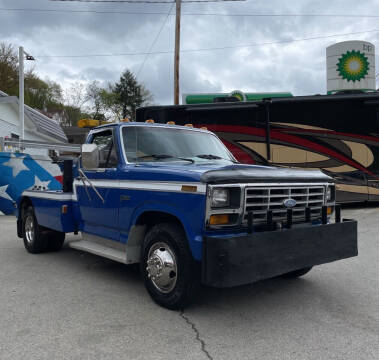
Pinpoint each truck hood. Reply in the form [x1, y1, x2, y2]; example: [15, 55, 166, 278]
[200, 164, 333, 184]
[121, 162, 332, 184]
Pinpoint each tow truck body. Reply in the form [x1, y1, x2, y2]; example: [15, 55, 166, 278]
[15, 121, 358, 308]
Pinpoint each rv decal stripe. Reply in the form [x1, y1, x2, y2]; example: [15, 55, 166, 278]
[203, 124, 378, 179]
[336, 183, 379, 196]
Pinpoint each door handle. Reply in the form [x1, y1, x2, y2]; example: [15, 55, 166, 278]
[120, 195, 130, 201]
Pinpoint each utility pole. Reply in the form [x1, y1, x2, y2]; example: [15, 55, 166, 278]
[174, 0, 181, 105]
[18, 47, 25, 140]
[18, 46, 35, 141]
[173, 0, 242, 105]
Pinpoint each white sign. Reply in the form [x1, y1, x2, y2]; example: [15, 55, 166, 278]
[326, 41, 376, 93]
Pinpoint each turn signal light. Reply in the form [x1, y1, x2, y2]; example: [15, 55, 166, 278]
[327, 206, 333, 215]
[181, 185, 197, 192]
[209, 214, 229, 225]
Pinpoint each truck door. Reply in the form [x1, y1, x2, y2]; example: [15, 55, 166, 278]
[76, 128, 120, 241]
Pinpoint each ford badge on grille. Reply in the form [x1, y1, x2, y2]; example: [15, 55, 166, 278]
[283, 198, 297, 208]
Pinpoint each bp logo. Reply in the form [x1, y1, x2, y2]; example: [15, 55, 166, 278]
[336, 50, 370, 82]
[229, 90, 246, 102]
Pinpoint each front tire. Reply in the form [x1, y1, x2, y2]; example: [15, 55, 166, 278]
[141, 223, 199, 310]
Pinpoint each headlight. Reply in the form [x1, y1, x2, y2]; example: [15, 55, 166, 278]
[211, 188, 230, 208]
[326, 185, 335, 202]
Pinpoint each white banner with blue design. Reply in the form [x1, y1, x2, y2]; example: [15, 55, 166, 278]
[0, 152, 62, 215]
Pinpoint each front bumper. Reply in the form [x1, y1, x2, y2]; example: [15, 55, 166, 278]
[202, 219, 358, 287]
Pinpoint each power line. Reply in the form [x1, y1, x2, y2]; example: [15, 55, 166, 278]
[181, 29, 379, 52]
[184, 13, 379, 18]
[2, 8, 379, 18]
[35, 28, 379, 58]
[50, 0, 245, 3]
[136, 3, 174, 77]
[50, 0, 173, 2]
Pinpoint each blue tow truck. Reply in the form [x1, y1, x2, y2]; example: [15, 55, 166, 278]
[15, 121, 358, 309]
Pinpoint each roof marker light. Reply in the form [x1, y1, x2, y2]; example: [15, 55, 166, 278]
[200, 126, 208, 130]
[167, 121, 175, 125]
[145, 119, 154, 123]
[121, 118, 130, 122]
[184, 123, 193, 127]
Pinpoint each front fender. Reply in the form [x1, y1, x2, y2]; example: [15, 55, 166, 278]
[130, 201, 205, 261]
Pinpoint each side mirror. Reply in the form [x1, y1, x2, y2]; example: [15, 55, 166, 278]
[81, 144, 99, 169]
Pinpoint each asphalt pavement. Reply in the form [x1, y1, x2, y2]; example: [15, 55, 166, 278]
[0, 206, 378, 360]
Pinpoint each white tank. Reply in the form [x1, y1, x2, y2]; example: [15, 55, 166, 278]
[326, 41, 376, 93]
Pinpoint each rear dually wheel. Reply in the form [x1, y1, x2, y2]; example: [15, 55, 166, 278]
[22, 206, 47, 253]
[22, 206, 65, 253]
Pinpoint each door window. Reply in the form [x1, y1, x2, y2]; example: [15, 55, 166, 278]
[91, 130, 118, 168]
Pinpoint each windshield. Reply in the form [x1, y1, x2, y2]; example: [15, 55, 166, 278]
[122, 126, 235, 163]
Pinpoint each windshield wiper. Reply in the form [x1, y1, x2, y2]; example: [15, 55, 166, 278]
[137, 154, 194, 163]
[196, 154, 238, 163]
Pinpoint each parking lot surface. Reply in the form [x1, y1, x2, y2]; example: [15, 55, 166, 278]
[0, 206, 378, 360]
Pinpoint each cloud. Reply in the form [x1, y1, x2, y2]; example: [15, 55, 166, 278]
[0, 0, 378, 104]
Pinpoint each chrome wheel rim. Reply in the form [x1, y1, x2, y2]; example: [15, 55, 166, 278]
[146, 242, 177, 293]
[25, 215, 35, 245]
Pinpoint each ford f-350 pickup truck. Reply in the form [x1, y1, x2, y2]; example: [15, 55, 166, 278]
[15, 121, 358, 309]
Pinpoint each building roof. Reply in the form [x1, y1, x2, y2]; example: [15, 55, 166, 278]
[0, 90, 67, 142]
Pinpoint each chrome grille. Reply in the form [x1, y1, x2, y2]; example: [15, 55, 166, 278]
[244, 185, 325, 223]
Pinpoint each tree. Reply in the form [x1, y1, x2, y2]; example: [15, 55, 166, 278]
[64, 82, 88, 109]
[0, 43, 154, 127]
[58, 82, 90, 126]
[86, 80, 106, 121]
[24, 73, 63, 111]
[0, 42, 64, 113]
[113, 70, 152, 121]
[0, 42, 19, 95]
[58, 105, 91, 127]
[95, 84, 122, 122]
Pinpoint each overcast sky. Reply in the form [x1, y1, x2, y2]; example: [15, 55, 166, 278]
[1, 0, 379, 105]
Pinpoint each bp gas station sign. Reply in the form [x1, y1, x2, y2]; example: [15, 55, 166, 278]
[228, 90, 247, 101]
[336, 50, 370, 82]
[327, 41, 376, 93]
[182, 90, 292, 104]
